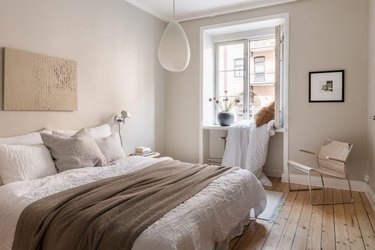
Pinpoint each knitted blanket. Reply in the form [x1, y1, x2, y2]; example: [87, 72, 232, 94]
[13, 160, 230, 250]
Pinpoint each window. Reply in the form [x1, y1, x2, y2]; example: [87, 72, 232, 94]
[234, 58, 244, 78]
[254, 56, 266, 82]
[216, 41, 247, 121]
[215, 36, 280, 122]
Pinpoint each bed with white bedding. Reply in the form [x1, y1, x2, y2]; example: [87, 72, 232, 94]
[0, 156, 267, 250]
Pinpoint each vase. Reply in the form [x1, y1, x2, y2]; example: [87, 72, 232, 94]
[217, 112, 234, 126]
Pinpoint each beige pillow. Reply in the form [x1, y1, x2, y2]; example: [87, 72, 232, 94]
[254, 102, 275, 127]
[41, 132, 106, 172]
[95, 133, 126, 163]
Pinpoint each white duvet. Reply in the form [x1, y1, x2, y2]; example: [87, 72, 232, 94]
[222, 119, 275, 185]
[0, 156, 267, 250]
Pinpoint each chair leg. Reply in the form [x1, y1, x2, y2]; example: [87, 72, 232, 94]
[288, 165, 292, 191]
[310, 171, 354, 206]
[345, 167, 354, 203]
[308, 172, 314, 204]
[288, 168, 323, 192]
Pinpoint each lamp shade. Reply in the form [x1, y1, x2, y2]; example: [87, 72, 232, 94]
[158, 21, 190, 72]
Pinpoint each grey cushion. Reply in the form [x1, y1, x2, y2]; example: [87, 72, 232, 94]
[41, 131, 106, 172]
[95, 133, 125, 163]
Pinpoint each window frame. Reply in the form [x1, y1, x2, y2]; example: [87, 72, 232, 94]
[214, 36, 280, 123]
[214, 40, 249, 120]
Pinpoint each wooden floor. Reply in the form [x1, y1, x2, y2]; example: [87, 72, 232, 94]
[230, 178, 375, 250]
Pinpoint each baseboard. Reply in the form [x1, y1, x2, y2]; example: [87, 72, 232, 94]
[282, 173, 367, 192]
[264, 168, 283, 178]
[366, 184, 375, 212]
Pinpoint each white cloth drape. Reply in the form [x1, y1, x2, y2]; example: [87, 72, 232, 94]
[222, 119, 275, 185]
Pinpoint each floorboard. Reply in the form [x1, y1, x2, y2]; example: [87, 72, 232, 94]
[232, 179, 375, 250]
[321, 188, 335, 250]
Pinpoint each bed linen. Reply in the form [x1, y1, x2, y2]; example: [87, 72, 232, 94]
[0, 156, 267, 250]
[222, 119, 275, 185]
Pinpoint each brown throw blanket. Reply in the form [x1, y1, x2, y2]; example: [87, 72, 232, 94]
[13, 160, 231, 250]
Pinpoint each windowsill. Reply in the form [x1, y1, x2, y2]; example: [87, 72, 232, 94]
[202, 124, 286, 132]
[250, 82, 275, 86]
[202, 124, 230, 130]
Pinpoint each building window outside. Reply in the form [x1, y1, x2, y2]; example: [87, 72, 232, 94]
[234, 58, 244, 78]
[254, 56, 265, 82]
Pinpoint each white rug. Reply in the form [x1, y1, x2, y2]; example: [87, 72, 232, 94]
[257, 191, 287, 221]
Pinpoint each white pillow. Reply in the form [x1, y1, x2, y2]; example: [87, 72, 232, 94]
[0, 132, 43, 145]
[87, 124, 112, 140]
[0, 144, 57, 184]
[95, 133, 126, 163]
[44, 124, 112, 140]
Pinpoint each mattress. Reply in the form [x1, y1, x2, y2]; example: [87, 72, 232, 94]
[0, 156, 267, 250]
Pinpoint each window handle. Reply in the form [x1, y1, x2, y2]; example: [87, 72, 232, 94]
[372, 116, 375, 120]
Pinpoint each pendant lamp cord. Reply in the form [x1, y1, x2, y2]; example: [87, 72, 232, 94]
[173, 0, 175, 21]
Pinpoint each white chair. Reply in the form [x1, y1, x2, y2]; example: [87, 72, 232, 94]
[288, 139, 354, 205]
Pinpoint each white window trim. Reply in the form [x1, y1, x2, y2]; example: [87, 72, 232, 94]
[215, 40, 249, 120]
[199, 13, 290, 177]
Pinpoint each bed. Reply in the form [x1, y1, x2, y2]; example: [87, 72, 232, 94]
[0, 127, 267, 250]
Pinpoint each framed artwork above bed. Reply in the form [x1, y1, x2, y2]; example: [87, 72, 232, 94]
[309, 70, 345, 103]
[3, 48, 77, 111]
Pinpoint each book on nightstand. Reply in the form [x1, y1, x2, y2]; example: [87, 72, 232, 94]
[130, 146, 159, 157]
[130, 151, 155, 157]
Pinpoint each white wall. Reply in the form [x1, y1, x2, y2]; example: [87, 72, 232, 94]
[0, 0, 167, 154]
[368, 0, 375, 191]
[165, 0, 369, 181]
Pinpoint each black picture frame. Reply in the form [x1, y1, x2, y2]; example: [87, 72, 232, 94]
[309, 70, 345, 103]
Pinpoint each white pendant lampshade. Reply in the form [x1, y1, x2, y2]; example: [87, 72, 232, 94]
[158, 1, 190, 72]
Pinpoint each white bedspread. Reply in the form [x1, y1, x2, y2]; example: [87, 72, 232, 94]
[222, 119, 275, 185]
[0, 156, 266, 250]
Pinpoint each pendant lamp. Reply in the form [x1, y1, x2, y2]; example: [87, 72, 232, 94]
[158, 0, 190, 72]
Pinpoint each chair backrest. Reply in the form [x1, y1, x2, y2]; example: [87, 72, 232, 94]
[317, 139, 353, 176]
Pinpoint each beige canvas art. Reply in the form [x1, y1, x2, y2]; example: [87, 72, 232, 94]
[3, 48, 77, 111]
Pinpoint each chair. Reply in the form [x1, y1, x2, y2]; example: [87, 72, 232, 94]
[288, 139, 354, 205]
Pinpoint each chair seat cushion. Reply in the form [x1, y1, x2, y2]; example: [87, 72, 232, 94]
[313, 167, 346, 179]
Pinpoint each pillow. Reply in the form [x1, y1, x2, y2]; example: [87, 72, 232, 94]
[0, 132, 43, 145]
[44, 123, 112, 140]
[95, 133, 125, 163]
[87, 124, 112, 140]
[41, 132, 106, 172]
[0, 144, 57, 184]
[254, 102, 275, 127]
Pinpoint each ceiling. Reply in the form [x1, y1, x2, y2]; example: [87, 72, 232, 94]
[126, 0, 297, 22]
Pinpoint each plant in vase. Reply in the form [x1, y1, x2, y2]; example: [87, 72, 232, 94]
[209, 90, 241, 126]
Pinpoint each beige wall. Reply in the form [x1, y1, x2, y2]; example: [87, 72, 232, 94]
[0, 0, 167, 154]
[368, 0, 375, 190]
[166, 0, 369, 181]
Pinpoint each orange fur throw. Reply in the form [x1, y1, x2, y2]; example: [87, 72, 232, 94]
[254, 102, 275, 127]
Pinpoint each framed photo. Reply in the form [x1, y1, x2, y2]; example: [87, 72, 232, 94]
[309, 70, 344, 102]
